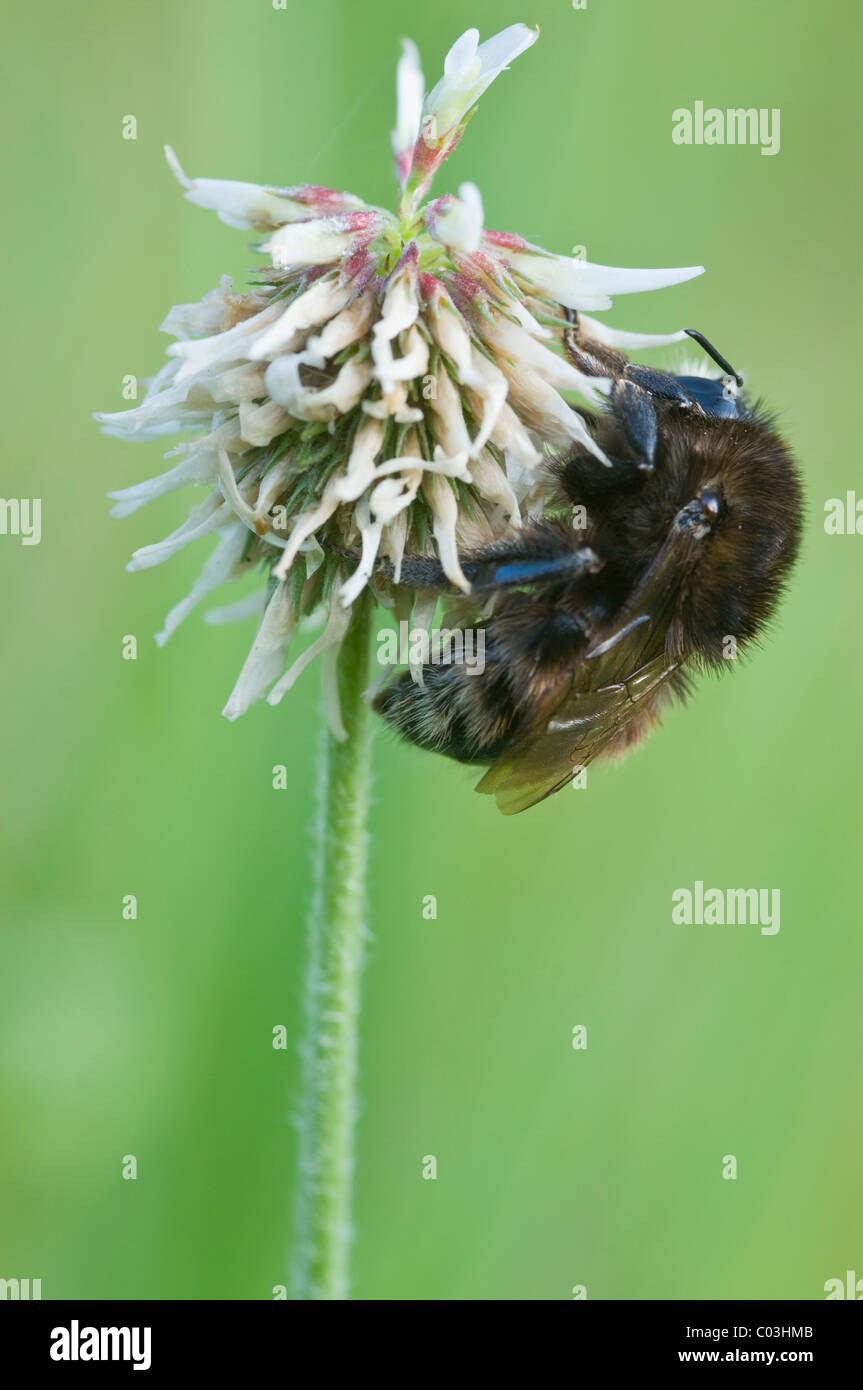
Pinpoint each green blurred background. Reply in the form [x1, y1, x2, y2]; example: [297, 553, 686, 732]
[2, 0, 860, 1300]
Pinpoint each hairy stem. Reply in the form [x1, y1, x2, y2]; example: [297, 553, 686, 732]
[291, 597, 375, 1300]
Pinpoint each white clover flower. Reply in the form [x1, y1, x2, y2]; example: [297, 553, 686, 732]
[96, 23, 703, 732]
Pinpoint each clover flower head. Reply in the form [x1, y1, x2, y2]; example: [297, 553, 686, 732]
[96, 23, 702, 732]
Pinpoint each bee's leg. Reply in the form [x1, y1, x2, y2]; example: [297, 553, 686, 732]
[610, 378, 659, 472]
[382, 533, 602, 595]
[562, 307, 628, 379]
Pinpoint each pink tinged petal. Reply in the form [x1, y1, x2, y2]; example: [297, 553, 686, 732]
[156, 524, 248, 646]
[267, 184, 368, 217]
[126, 493, 232, 571]
[576, 314, 691, 350]
[423, 472, 471, 593]
[262, 212, 380, 270]
[425, 183, 484, 253]
[450, 246, 518, 301]
[266, 598, 351, 711]
[340, 247, 379, 293]
[248, 278, 353, 360]
[264, 354, 373, 422]
[165, 146, 317, 231]
[222, 581, 297, 720]
[482, 229, 529, 253]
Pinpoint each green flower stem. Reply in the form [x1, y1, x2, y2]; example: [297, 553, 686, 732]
[291, 596, 375, 1300]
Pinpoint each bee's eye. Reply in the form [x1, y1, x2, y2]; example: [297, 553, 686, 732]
[674, 375, 744, 419]
[699, 488, 722, 520]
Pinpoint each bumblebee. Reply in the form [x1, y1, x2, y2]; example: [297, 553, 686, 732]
[373, 318, 803, 814]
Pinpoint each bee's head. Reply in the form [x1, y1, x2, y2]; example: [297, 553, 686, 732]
[661, 406, 804, 663]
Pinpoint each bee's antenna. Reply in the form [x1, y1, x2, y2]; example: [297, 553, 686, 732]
[683, 329, 743, 387]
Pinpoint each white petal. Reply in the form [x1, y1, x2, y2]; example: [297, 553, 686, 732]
[156, 524, 248, 646]
[160, 277, 233, 340]
[265, 353, 373, 421]
[206, 362, 268, 403]
[126, 493, 231, 570]
[262, 219, 356, 270]
[508, 250, 704, 309]
[428, 363, 474, 461]
[304, 291, 376, 365]
[272, 479, 344, 579]
[423, 472, 470, 593]
[468, 451, 520, 525]
[424, 24, 538, 137]
[576, 314, 690, 350]
[500, 363, 609, 464]
[339, 496, 384, 607]
[462, 351, 508, 456]
[222, 581, 297, 719]
[426, 183, 484, 252]
[480, 313, 609, 404]
[249, 278, 353, 360]
[332, 418, 385, 502]
[392, 37, 425, 162]
[107, 450, 218, 518]
[167, 302, 283, 382]
[266, 597, 351, 707]
[238, 398, 290, 446]
[205, 591, 266, 626]
[165, 146, 311, 230]
[381, 507, 409, 583]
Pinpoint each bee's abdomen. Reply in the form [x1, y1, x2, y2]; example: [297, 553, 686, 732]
[374, 600, 591, 765]
[373, 647, 518, 765]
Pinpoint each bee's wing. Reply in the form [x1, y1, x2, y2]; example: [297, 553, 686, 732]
[475, 521, 694, 815]
[475, 650, 681, 814]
